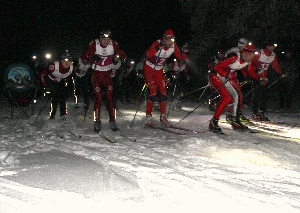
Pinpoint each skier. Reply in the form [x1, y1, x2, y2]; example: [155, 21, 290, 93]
[74, 57, 92, 110]
[225, 38, 249, 56]
[246, 41, 284, 121]
[134, 58, 146, 98]
[208, 43, 257, 133]
[39, 50, 76, 120]
[207, 48, 225, 111]
[110, 56, 122, 108]
[143, 29, 187, 127]
[81, 29, 127, 132]
[278, 49, 297, 110]
[224, 38, 250, 122]
[168, 53, 189, 110]
[121, 58, 136, 103]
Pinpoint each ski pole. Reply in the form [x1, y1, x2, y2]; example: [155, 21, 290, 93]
[135, 82, 147, 106]
[35, 94, 51, 122]
[176, 82, 210, 125]
[182, 85, 209, 97]
[166, 60, 185, 118]
[209, 79, 248, 102]
[176, 78, 229, 125]
[267, 76, 283, 89]
[130, 50, 162, 128]
[243, 82, 261, 99]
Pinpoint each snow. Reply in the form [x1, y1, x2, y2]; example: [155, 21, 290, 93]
[0, 97, 300, 213]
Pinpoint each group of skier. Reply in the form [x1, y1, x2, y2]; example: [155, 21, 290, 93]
[38, 29, 295, 135]
[207, 38, 286, 134]
[39, 29, 189, 132]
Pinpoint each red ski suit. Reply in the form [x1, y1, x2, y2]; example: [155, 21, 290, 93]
[144, 39, 186, 115]
[210, 53, 250, 119]
[81, 39, 126, 121]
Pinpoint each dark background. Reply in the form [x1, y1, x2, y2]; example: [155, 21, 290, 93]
[1, 0, 299, 102]
[1, 0, 190, 62]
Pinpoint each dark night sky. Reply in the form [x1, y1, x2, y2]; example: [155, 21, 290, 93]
[1, 0, 190, 63]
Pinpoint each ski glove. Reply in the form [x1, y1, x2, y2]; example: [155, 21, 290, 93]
[260, 78, 268, 86]
[281, 72, 287, 78]
[155, 41, 166, 51]
[92, 54, 101, 62]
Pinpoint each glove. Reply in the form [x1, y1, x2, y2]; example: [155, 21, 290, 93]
[281, 72, 287, 78]
[182, 46, 189, 53]
[260, 77, 269, 86]
[155, 41, 166, 50]
[244, 78, 253, 85]
[92, 54, 101, 62]
[82, 59, 89, 65]
[186, 75, 190, 82]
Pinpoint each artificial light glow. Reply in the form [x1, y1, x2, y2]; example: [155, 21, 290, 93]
[274, 44, 278, 47]
[104, 34, 109, 38]
[45, 53, 51, 59]
[131, 61, 135, 64]
[174, 59, 177, 61]
[32, 55, 37, 60]
[171, 38, 175, 43]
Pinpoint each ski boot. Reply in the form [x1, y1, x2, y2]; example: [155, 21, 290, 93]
[231, 116, 248, 129]
[258, 111, 269, 121]
[226, 111, 232, 123]
[145, 114, 155, 127]
[94, 120, 101, 133]
[109, 120, 119, 131]
[60, 115, 67, 121]
[209, 118, 223, 133]
[239, 111, 249, 123]
[160, 113, 171, 127]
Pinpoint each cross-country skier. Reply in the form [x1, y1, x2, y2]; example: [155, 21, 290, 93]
[246, 40, 284, 121]
[168, 43, 190, 110]
[81, 29, 127, 132]
[143, 29, 187, 127]
[224, 38, 250, 122]
[208, 43, 257, 133]
[74, 57, 92, 110]
[207, 48, 225, 111]
[39, 50, 75, 120]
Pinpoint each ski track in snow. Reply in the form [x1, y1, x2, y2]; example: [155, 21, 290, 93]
[1, 98, 300, 211]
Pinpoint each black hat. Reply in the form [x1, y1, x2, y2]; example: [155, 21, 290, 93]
[60, 50, 72, 60]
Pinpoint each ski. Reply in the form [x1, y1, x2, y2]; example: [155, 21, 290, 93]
[115, 130, 137, 142]
[209, 129, 228, 135]
[98, 131, 116, 143]
[232, 128, 258, 133]
[168, 125, 205, 133]
[145, 126, 186, 135]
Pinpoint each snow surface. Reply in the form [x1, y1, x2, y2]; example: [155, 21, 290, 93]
[0, 97, 300, 213]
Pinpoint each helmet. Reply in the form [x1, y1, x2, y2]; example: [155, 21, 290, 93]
[265, 40, 277, 47]
[163, 29, 175, 39]
[242, 43, 256, 53]
[60, 50, 72, 61]
[217, 48, 225, 54]
[238, 38, 248, 47]
[100, 29, 112, 38]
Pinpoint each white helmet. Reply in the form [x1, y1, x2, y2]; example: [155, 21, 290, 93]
[238, 38, 248, 47]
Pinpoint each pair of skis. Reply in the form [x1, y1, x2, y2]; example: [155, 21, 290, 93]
[146, 125, 205, 135]
[98, 129, 137, 143]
